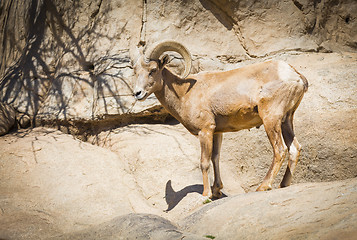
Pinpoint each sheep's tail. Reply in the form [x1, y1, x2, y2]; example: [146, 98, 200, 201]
[290, 64, 308, 92]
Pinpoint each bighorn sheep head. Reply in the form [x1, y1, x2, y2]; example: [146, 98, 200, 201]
[133, 40, 192, 101]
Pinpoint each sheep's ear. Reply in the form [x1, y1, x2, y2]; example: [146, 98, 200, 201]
[159, 54, 170, 69]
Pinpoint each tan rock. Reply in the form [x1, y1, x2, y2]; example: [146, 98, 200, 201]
[180, 178, 357, 239]
[1, 127, 356, 239]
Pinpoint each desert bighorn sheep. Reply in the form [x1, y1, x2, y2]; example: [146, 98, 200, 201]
[132, 40, 308, 199]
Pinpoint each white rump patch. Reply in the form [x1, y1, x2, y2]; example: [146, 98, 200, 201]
[277, 61, 299, 82]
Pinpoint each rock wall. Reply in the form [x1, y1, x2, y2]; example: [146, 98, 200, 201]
[0, 0, 356, 130]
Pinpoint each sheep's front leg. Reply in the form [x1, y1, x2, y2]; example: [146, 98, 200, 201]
[199, 129, 214, 197]
[212, 133, 223, 199]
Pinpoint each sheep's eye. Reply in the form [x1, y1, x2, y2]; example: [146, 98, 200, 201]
[149, 68, 157, 75]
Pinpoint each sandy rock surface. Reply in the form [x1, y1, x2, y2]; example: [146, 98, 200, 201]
[0, 128, 158, 238]
[181, 178, 357, 239]
[1, 127, 356, 239]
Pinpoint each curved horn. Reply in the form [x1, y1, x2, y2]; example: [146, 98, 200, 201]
[146, 40, 192, 78]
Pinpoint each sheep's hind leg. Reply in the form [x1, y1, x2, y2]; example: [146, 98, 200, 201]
[256, 118, 288, 191]
[280, 113, 302, 188]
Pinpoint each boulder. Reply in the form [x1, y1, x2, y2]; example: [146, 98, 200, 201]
[55, 213, 204, 240]
[0, 128, 159, 239]
[180, 178, 357, 239]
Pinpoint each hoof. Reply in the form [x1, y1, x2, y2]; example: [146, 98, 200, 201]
[211, 191, 223, 200]
[211, 185, 224, 199]
[202, 189, 212, 198]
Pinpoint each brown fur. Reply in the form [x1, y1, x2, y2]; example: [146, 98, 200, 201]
[134, 57, 307, 198]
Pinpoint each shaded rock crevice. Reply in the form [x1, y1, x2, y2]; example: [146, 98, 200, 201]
[38, 105, 173, 141]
